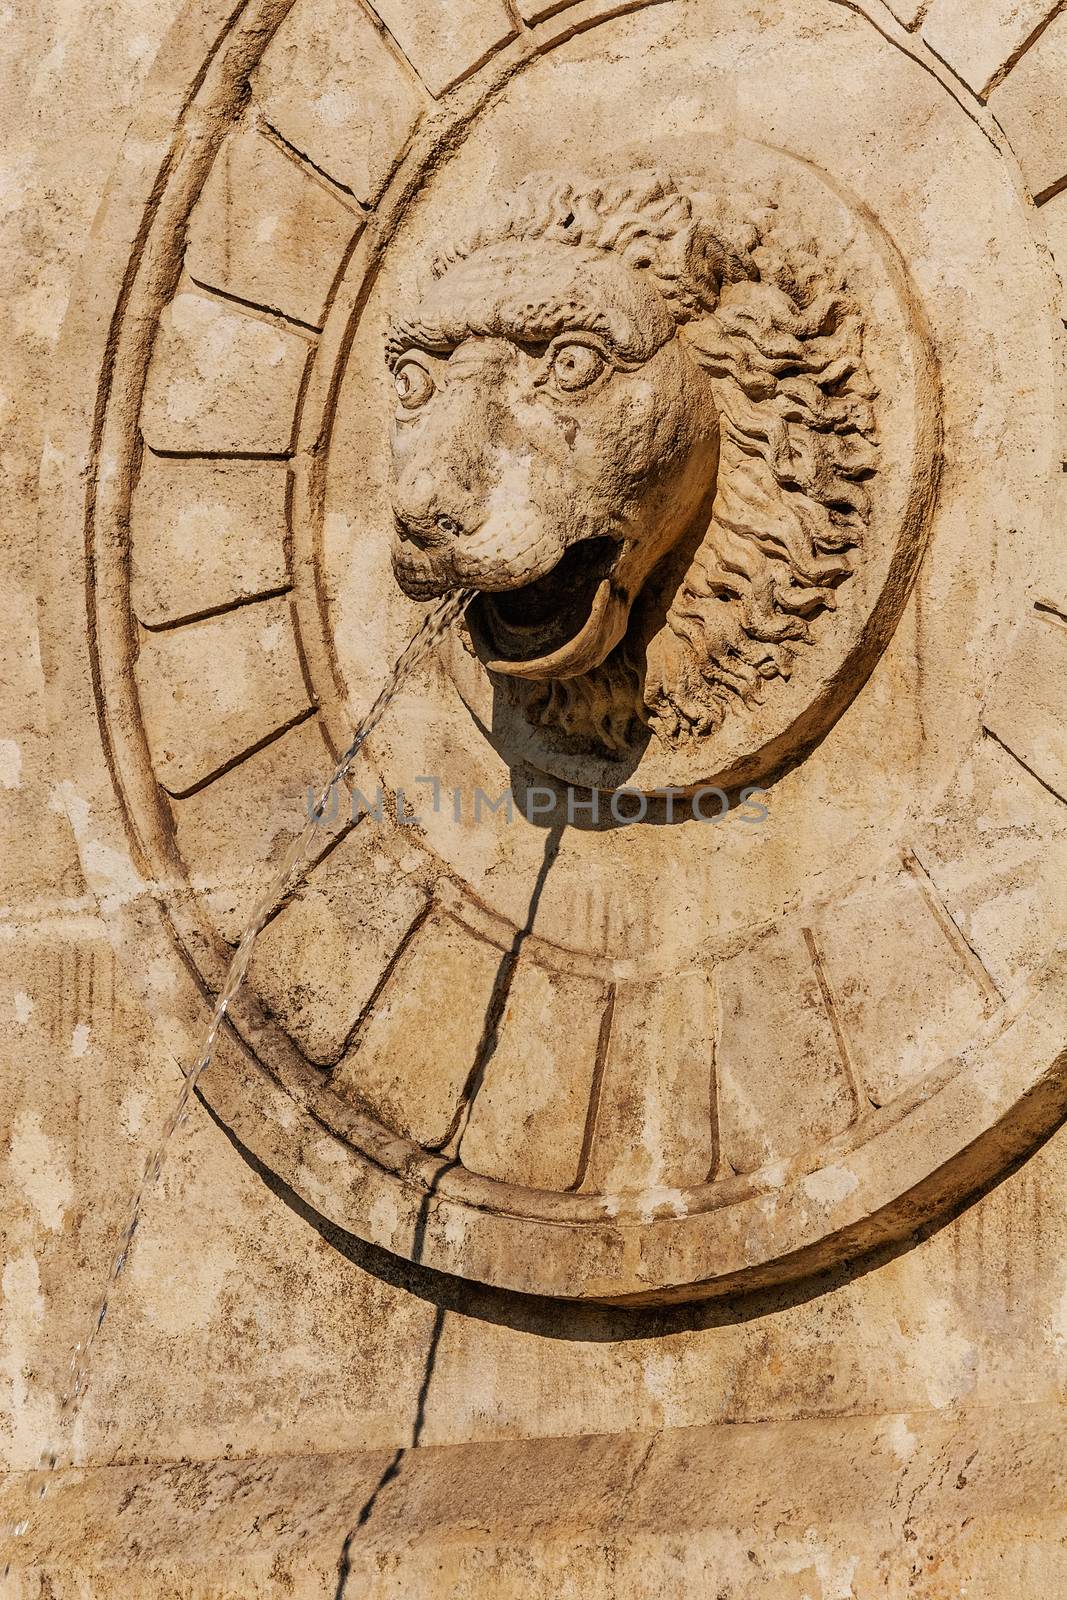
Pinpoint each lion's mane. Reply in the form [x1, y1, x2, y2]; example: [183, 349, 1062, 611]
[436, 169, 878, 753]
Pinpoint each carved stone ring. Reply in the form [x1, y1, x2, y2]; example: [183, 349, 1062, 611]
[46, 0, 1067, 1303]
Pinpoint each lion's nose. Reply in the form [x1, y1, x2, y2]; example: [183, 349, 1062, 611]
[393, 509, 469, 549]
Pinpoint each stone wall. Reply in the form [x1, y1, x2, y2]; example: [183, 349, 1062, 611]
[3, 1, 1067, 1594]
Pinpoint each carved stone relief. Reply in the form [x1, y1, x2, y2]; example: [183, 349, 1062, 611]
[387, 157, 934, 793]
[40, 0, 1067, 1306]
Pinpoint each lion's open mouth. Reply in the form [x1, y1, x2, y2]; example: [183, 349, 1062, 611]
[471, 536, 623, 669]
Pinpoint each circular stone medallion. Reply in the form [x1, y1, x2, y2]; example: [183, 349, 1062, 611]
[46, 0, 1067, 1305]
[322, 134, 937, 795]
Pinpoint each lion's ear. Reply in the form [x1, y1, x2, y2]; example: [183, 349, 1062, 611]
[652, 221, 726, 313]
[655, 219, 753, 317]
[683, 221, 731, 302]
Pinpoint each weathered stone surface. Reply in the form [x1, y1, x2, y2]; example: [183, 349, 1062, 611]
[330, 910, 505, 1146]
[582, 971, 718, 1193]
[6, 1403, 1067, 1594]
[922, 0, 1059, 95]
[252, 0, 426, 204]
[140, 291, 312, 455]
[1041, 185, 1067, 315]
[912, 731, 1067, 996]
[881, 0, 926, 25]
[370, 0, 519, 96]
[130, 455, 290, 627]
[6, 0, 1067, 1590]
[134, 597, 312, 796]
[715, 924, 859, 1174]
[458, 957, 610, 1189]
[518, 0, 568, 19]
[170, 716, 346, 941]
[185, 119, 362, 329]
[983, 608, 1067, 806]
[988, 8, 1067, 195]
[809, 861, 998, 1107]
[249, 826, 430, 1065]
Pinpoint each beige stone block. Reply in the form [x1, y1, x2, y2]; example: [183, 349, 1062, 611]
[582, 970, 717, 1193]
[134, 597, 311, 797]
[10, 1404, 1067, 1594]
[811, 864, 998, 1107]
[0, 730, 82, 906]
[914, 729, 1067, 994]
[716, 924, 858, 1174]
[248, 834, 429, 1066]
[331, 911, 505, 1146]
[370, 0, 519, 97]
[989, 9, 1067, 196]
[184, 121, 361, 331]
[458, 957, 609, 1189]
[169, 717, 348, 943]
[140, 291, 311, 456]
[253, 0, 425, 205]
[130, 455, 289, 628]
[922, 0, 1058, 95]
[523, 0, 676, 43]
[984, 608, 1067, 803]
[1041, 185, 1067, 317]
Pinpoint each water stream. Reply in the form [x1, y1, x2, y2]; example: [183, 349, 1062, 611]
[3, 588, 471, 1575]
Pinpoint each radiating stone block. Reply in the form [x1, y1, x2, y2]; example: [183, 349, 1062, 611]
[914, 728, 1067, 994]
[458, 958, 609, 1190]
[716, 924, 858, 1174]
[248, 833, 429, 1066]
[331, 911, 505, 1146]
[989, 10, 1067, 195]
[130, 455, 289, 628]
[254, 0, 425, 203]
[922, 0, 1058, 95]
[253, 0, 425, 204]
[811, 867, 997, 1107]
[140, 292, 311, 456]
[185, 122, 361, 330]
[370, 0, 518, 97]
[134, 597, 311, 796]
[169, 717, 344, 943]
[984, 609, 1067, 804]
[581, 970, 717, 1193]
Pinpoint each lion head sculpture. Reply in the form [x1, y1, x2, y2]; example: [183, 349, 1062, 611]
[386, 169, 878, 755]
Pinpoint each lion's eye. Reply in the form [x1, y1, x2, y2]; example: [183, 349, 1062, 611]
[394, 358, 434, 409]
[549, 342, 607, 393]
